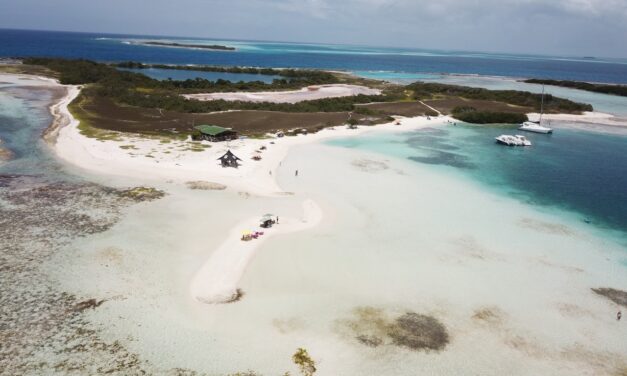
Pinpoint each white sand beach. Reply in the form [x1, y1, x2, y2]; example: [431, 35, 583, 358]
[52, 83, 444, 196]
[190, 199, 322, 304]
[6, 73, 626, 375]
[43, 74, 450, 312]
[183, 84, 381, 103]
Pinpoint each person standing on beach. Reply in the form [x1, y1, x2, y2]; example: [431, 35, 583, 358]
[618, 311, 622, 321]
[295, 170, 299, 176]
[276, 216, 279, 224]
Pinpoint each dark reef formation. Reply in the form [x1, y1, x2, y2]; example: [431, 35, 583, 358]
[0, 175, 167, 374]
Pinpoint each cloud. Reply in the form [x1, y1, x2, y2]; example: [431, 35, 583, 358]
[1, 0, 626, 57]
[257, 0, 627, 22]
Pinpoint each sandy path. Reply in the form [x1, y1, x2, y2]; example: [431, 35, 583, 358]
[419, 100, 441, 115]
[183, 84, 381, 103]
[190, 199, 323, 304]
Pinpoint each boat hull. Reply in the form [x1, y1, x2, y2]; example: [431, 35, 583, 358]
[496, 139, 514, 146]
[519, 127, 552, 134]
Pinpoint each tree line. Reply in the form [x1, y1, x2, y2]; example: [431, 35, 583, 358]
[22, 58, 593, 121]
[524, 79, 627, 98]
[407, 82, 592, 113]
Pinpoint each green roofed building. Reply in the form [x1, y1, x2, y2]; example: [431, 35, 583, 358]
[193, 125, 238, 142]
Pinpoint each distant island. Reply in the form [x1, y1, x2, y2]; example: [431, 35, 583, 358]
[7, 58, 594, 140]
[523, 78, 627, 97]
[142, 41, 236, 51]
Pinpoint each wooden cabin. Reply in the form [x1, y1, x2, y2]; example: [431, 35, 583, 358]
[194, 125, 238, 142]
[218, 150, 242, 168]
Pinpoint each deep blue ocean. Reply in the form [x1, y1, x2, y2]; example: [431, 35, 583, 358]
[2, 28, 627, 84]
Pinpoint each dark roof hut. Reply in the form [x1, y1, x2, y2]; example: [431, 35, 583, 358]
[194, 125, 238, 142]
[218, 150, 242, 168]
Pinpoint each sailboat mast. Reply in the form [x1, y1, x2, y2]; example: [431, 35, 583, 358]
[539, 85, 545, 124]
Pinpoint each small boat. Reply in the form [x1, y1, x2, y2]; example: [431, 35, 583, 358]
[519, 85, 553, 134]
[495, 134, 532, 146]
[519, 121, 553, 134]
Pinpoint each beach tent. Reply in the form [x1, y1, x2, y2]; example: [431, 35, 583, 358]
[260, 214, 275, 228]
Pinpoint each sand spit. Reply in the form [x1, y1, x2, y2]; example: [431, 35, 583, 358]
[528, 111, 627, 128]
[190, 199, 322, 304]
[183, 84, 381, 103]
[44, 84, 81, 143]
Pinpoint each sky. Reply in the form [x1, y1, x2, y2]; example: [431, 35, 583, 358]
[1, 0, 627, 58]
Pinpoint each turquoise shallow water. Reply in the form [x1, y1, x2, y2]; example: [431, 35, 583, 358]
[118, 67, 281, 83]
[329, 124, 627, 239]
[0, 85, 68, 178]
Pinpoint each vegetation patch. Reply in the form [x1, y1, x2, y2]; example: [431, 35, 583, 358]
[22, 58, 594, 134]
[70, 298, 105, 312]
[336, 306, 450, 352]
[185, 181, 227, 190]
[387, 312, 449, 351]
[118, 186, 165, 201]
[356, 101, 438, 117]
[140, 41, 235, 51]
[524, 78, 627, 97]
[0, 63, 58, 78]
[592, 288, 627, 307]
[451, 106, 528, 124]
[471, 306, 505, 326]
[408, 82, 592, 113]
[69, 94, 123, 141]
[0, 145, 14, 161]
[224, 288, 245, 303]
[292, 348, 317, 376]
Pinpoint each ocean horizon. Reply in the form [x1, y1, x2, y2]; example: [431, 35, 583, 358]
[3, 28, 627, 84]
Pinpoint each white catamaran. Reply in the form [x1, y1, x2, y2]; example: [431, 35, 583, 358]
[495, 134, 532, 146]
[519, 85, 553, 134]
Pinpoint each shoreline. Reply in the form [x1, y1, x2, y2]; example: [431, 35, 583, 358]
[3, 71, 627, 374]
[31, 72, 452, 306]
[46, 78, 449, 196]
[6, 72, 623, 308]
[527, 111, 627, 128]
